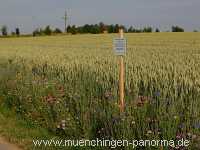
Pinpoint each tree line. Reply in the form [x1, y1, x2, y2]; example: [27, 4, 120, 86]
[63, 23, 187, 34]
[0, 23, 198, 37]
[0, 25, 20, 36]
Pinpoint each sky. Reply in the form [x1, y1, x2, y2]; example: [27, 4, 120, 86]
[0, 0, 200, 33]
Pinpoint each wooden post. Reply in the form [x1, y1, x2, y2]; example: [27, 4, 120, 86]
[119, 29, 125, 113]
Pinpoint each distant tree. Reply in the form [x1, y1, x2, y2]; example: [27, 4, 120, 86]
[70, 25, 77, 34]
[119, 25, 127, 32]
[90, 25, 95, 34]
[128, 26, 134, 32]
[82, 24, 90, 33]
[155, 28, 160, 32]
[143, 27, 152, 33]
[99, 22, 107, 33]
[108, 25, 114, 33]
[77, 26, 84, 33]
[43, 25, 52, 35]
[193, 30, 198, 32]
[131, 28, 136, 33]
[30, 23, 173, 35]
[172, 26, 184, 32]
[1, 25, 8, 36]
[114, 24, 120, 33]
[90, 24, 100, 34]
[16, 28, 20, 36]
[66, 25, 71, 33]
[33, 28, 41, 36]
[39, 28, 44, 34]
[54, 28, 62, 34]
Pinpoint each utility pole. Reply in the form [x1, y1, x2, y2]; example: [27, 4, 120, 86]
[62, 11, 68, 33]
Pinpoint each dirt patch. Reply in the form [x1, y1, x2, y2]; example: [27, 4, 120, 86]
[0, 137, 22, 150]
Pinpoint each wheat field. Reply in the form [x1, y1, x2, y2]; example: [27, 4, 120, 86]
[0, 32, 200, 149]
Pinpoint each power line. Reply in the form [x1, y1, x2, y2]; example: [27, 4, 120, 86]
[62, 11, 68, 33]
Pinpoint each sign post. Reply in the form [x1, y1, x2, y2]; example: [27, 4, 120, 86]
[113, 29, 126, 113]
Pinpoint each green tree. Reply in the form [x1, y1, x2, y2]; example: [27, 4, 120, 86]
[90, 24, 100, 34]
[99, 22, 107, 33]
[135, 29, 142, 33]
[16, 28, 20, 36]
[67, 25, 71, 33]
[54, 28, 62, 34]
[119, 25, 127, 33]
[128, 26, 133, 32]
[155, 28, 160, 32]
[172, 26, 184, 32]
[143, 27, 152, 33]
[1, 25, 8, 36]
[43, 25, 52, 35]
[107, 25, 114, 33]
[70, 25, 77, 34]
[82, 24, 90, 33]
[114, 24, 120, 33]
[33, 28, 43, 36]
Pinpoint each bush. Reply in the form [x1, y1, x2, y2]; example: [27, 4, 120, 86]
[53, 28, 62, 34]
[172, 26, 184, 32]
[1, 25, 8, 36]
[43, 25, 52, 35]
[16, 28, 20, 36]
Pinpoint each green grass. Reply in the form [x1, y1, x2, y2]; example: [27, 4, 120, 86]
[0, 105, 56, 150]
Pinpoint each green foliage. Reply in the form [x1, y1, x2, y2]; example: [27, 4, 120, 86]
[99, 22, 107, 33]
[143, 27, 153, 33]
[155, 28, 160, 32]
[33, 28, 43, 36]
[43, 25, 52, 35]
[108, 25, 114, 33]
[113, 24, 120, 33]
[67, 25, 71, 33]
[70, 25, 77, 34]
[16, 28, 20, 36]
[29, 23, 189, 36]
[33, 26, 61, 36]
[1, 25, 8, 36]
[172, 26, 184, 32]
[53, 28, 62, 34]
[128, 26, 153, 33]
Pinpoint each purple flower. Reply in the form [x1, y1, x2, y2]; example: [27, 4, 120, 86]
[193, 122, 200, 129]
[178, 123, 185, 129]
[154, 91, 161, 97]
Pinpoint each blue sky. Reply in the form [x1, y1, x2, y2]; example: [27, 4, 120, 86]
[0, 0, 200, 33]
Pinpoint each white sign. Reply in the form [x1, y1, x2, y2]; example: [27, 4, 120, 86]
[113, 38, 127, 55]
